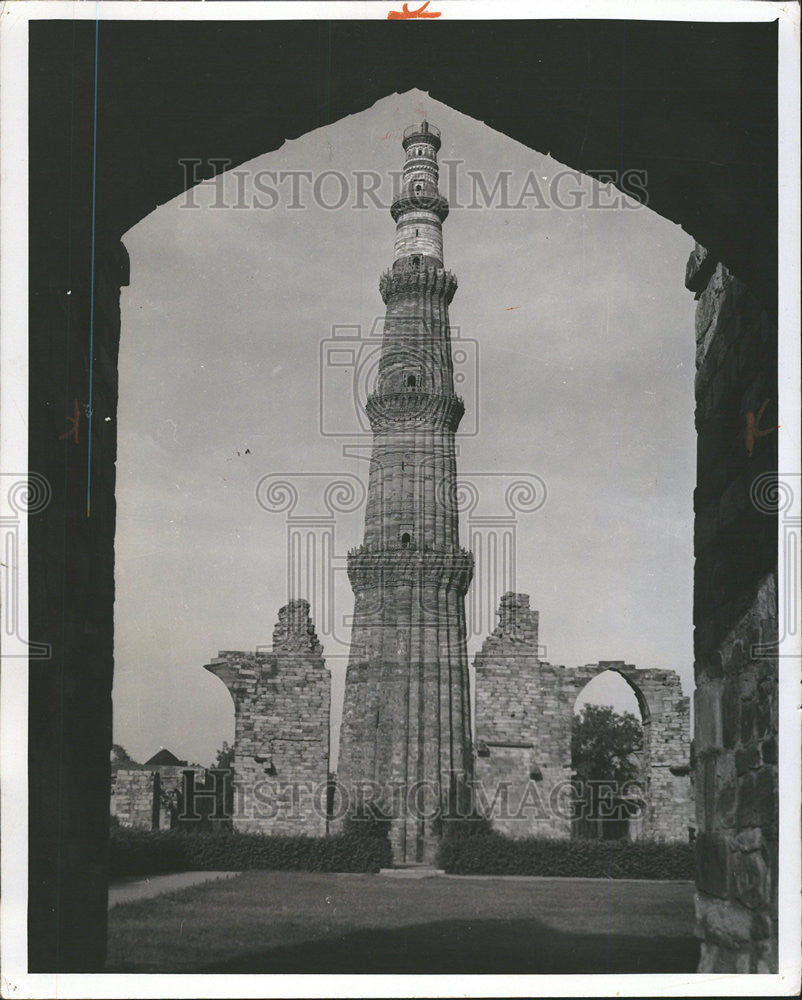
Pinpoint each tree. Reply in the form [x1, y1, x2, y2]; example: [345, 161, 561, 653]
[110, 743, 139, 769]
[571, 704, 643, 784]
[571, 704, 644, 839]
[213, 741, 234, 770]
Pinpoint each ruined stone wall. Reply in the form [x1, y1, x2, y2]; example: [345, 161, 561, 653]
[155, 765, 195, 830]
[111, 764, 203, 830]
[687, 248, 778, 973]
[474, 595, 692, 842]
[205, 600, 331, 836]
[112, 770, 155, 829]
[474, 594, 573, 838]
[563, 663, 693, 842]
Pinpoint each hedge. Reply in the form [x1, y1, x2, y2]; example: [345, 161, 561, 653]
[437, 831, 694, 880]
[109, 827, 391, 877]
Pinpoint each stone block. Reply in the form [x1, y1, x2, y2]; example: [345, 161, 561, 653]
[721, 680, 739, 749]
[723, 639, 746, 675]
[731, 847, 768, 911]
[734, 745, 760, 774]
[760, 737, 776, 765]
[734, 827, 763, 852]
[695, 892, 756, 953]
[696, 832, 729, 898]
[686, 244, 717, 295]
[694, 682, 722, 752]
[755, 679, 773, 738]
[739, 697, 756, 744]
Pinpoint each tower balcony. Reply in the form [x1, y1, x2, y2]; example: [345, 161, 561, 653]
[402, 121, 441, 151]
[365, 390, 464, 431]
[347, 541, 474, 597]
[379, 262, 457, 304]
[391, 191, 449, 223]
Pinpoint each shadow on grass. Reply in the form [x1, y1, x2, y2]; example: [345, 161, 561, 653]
[199, 917, 700, 974]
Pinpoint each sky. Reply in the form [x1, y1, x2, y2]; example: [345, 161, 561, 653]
[114, 91, 697, 768]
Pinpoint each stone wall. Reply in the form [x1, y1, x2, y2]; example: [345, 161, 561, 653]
[474, 594, 573, 838]
[111, 764, 204, 830]
[474, 594, 692, 841]
[563, 663, 693, 842]
[111, 770, 155, 829]
[687, 247, 778, 973]
[205, 600, 331, 836]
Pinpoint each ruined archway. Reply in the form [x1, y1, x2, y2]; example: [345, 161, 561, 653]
[25, 15, 779, 973]
[564, 662, 692, 842]
[474, 617, 693, 845]
[571, 669, 648, 842]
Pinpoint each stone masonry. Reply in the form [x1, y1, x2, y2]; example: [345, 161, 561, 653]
[687, 247, 778, 973]
[205, 599, 331, 836]
[111, 770, 158, 829]
[112, 763, 203, 830]
[474, 593, 693, 841]
[474, 593, 573, 838]
[337, 122, 473, 865]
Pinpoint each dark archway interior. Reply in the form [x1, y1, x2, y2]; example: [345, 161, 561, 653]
[28, 18, 778, 971]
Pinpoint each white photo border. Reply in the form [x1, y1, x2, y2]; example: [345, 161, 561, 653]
[1, 1, 799, 997]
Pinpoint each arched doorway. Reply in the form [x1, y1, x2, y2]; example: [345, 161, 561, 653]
[571, 670, 647, 841]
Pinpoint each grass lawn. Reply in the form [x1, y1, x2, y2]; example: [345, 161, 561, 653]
[106, 871, 699, 973]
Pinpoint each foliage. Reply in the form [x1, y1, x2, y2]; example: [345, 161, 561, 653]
[110, 743, 139, 768]
[213, 741, 234, 770]
[342, 800, 394, 840]
[437, 831, 694, 880]
[571, 704, 643, 785]
[438, 814, 493, 839]
[109, 827, 391, 877]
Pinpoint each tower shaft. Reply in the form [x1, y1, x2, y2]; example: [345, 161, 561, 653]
[337, 122, 473, 863]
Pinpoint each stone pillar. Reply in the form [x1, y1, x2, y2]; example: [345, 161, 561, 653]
[204, 599, 331, 836]
[687, 246, 778, 973]
[28, 236, 129, 972]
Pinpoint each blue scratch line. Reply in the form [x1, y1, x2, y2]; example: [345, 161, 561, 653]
[86, 8, 99, 518]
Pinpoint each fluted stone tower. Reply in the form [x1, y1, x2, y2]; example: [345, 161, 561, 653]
[337, 122, 473, 863]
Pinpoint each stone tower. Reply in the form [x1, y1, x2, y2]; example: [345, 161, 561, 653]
[337, 122, 473, 863]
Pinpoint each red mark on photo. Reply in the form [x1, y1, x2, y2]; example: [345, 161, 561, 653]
[388, 1, 442, 19]
[745, 398, 779, 457]
[59, 398, 81, 444]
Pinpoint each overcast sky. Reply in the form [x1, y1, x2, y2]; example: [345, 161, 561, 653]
[114, 91, 696, 767]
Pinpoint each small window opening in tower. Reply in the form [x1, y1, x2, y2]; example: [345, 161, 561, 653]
[415, 229, 419, 236]
[415, 184, 421, 193]
[401, 532, 411, 547]
[412, 255, 421, 268]
[407, 374, 417, 388]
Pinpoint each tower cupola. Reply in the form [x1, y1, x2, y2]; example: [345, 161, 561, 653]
[391, 120, 449, 269]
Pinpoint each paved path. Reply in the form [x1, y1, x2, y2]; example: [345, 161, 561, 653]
[108, 871, 240, 908]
